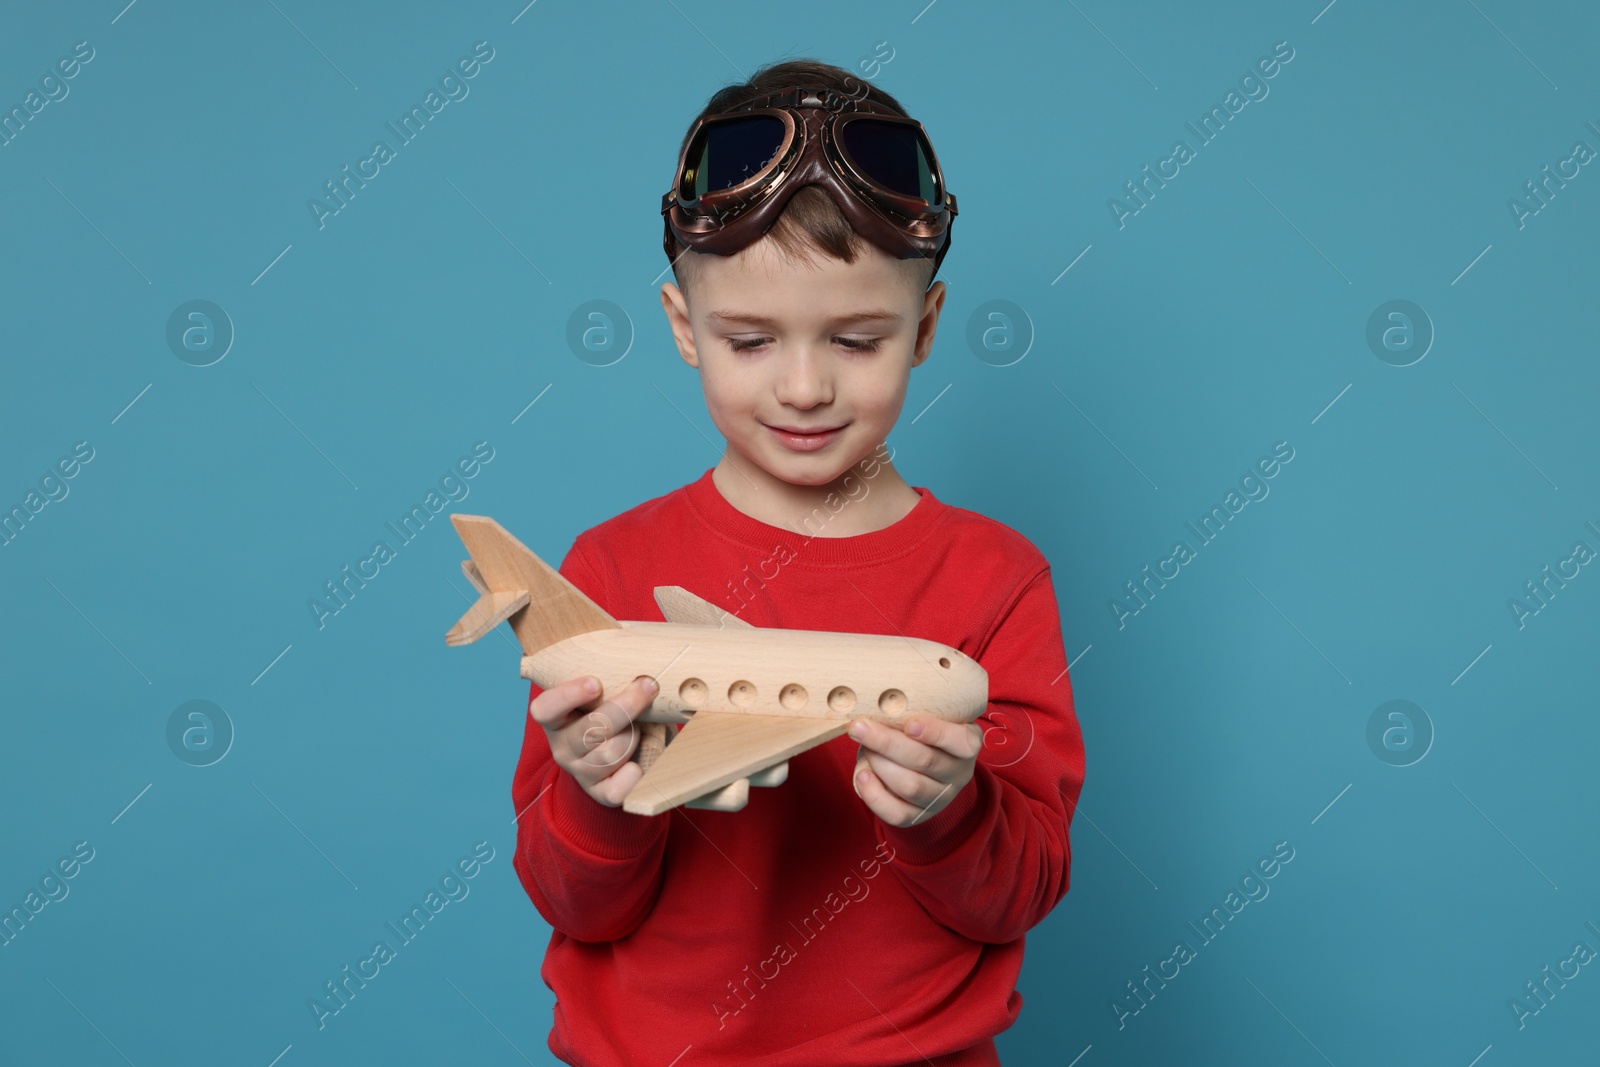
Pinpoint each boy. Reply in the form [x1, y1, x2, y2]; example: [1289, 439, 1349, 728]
[511, 59, 1086, 1066]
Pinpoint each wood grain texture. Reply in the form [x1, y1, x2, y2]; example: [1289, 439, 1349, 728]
[445, 590, 530, 648]
[637, 719, 752, 812]
[449, 514, 619, 655]
[684, 775, 750, 812]
[623, 711, 853, 816]
[746, 762, 788, 787]
[521, 622, 986, 728]
[634, 721, 670, 772]
[654, 585, 754, 629]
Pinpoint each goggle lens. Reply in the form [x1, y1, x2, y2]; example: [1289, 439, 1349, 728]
[840, 119, 941, 206]
[680, 115, 788, 200]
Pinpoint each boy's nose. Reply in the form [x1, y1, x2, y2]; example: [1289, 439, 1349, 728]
[774, 347, 835, 409]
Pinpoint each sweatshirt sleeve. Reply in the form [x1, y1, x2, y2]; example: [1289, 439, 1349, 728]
[510, 537, 670, 943]
[876, 564, 1086, 945]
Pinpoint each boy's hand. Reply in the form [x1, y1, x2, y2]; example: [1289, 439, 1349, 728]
[848, 715, 984, 828]
[529, 675, 659, 808]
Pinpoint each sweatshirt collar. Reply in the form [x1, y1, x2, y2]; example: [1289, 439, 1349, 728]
[684, 466, 945, 568]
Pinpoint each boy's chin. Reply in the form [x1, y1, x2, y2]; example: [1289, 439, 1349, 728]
[739, 444, 862, 489]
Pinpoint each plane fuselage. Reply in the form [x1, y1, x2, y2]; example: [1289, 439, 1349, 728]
[521, 620, 987, 726]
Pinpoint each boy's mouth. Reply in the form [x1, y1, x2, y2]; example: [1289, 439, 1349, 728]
[764, 422, 847, 453]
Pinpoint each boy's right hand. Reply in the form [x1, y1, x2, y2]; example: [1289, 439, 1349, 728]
[529, 674, 660, 808]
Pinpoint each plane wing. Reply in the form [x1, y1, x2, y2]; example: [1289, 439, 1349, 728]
[653, 585, 753, 629]
[623, 711, 851, 816]
[648, 587, 782, 812]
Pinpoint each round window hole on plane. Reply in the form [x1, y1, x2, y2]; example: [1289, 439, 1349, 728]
[679, 677, 707, 707]
[780, 683, 808, 710]
[729, 679, 757, 707]
[828, 686, 856, 713]
[939, 657, 951, 668]
[878, 689, 907, 716]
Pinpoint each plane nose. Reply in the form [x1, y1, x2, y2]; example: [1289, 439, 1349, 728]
[936, 646, 988, 718]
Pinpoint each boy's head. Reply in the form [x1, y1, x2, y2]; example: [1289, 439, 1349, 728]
[659, 59, 954, 493]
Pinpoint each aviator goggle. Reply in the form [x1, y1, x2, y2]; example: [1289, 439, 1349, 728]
[661, 83, 958, 284]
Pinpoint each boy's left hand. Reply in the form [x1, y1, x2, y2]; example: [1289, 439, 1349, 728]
[848, 716, 984, 828]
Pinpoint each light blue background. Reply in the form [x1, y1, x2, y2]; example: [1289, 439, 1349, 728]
[2, 1, 1597, 1064]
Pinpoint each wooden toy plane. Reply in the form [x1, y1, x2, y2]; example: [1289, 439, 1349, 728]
[444, 514, 988, 816]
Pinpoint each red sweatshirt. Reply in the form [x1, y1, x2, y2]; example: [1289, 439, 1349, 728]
[511, 467, 1086, 1066]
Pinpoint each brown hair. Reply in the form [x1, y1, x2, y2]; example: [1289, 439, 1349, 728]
[667, 58, 935, 299]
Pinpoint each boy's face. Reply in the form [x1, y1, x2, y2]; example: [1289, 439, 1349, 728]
[660, 238, 946, 490]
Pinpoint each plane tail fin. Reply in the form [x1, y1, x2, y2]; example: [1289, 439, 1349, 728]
[446, 514, 620, 655]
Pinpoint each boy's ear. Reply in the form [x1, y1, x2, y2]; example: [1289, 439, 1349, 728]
[910, 279, 947, 369]
[660, 283, 701, 369]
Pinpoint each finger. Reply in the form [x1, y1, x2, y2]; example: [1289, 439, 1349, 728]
[534, 674, 661, 732]
[863, 749, 946, 810]
[852, 759, 921, 826]
[591, 675, 661, 729]
[561, 699, 646, 770]
[548, 674, 653, 742]
[529, 675, 602, 729]
[864, 750, 963, 825]
[904, 716, 984, 760]
[848, 719, 959, 781]
[555, 676, 659, 770]
[568, 720, 640, 772]
[599, 676, 662, 738]
[587, 760, 644, 808]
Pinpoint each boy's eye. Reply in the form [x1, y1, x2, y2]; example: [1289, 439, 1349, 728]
[724, 337, 882, 353]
